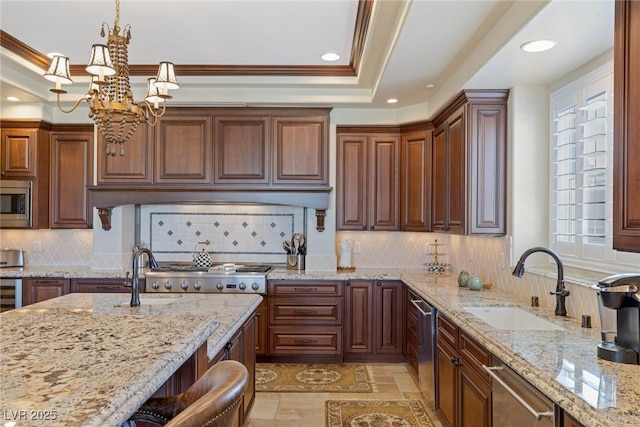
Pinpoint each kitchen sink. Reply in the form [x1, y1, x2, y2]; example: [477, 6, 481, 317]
[462, 306, 565, 331]
[119, 295, 183, 306]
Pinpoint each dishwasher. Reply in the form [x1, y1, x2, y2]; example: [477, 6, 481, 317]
[483, 356, 554, 426]
[409, 296, 436, 410]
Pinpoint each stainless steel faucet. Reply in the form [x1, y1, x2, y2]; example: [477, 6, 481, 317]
[130, 248, 158, 307]
[512, 246, 570, 316]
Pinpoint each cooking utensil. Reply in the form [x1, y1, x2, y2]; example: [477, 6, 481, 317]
[283, 240, 293, 254]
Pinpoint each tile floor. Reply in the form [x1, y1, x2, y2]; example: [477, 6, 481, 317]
[246, 363, 442, 427]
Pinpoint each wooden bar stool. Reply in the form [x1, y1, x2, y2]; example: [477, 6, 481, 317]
[127, 360, 249, 427]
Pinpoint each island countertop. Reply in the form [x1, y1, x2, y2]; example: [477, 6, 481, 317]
[0, 292, 262, 427]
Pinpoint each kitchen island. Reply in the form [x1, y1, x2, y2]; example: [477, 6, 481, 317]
[0, 292, 262, 427]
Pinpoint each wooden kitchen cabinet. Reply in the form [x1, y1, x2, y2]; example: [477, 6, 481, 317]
[435, 313, 492, 427]
[344, 280, 404, 361]
[431, 90, 508, 235]
[266, 280, 343, 360]
[1, 127, 39, 178]
[213, 114, 270, 184]
[50, 127, 93, 229]
[400, 123, 433, 231]
[255, 297, 268, 356]
[613, 0, 640, 252]
[272, 113, 329, 185]
[22, 278, 69, 306]
[97, 125, 153, 184]
[70, 278, 136, 293]
[0, 120, 51, 229]
[154, 112, 212, 184]
[405, 288, 420, 376]
[336, 128, 400, 231]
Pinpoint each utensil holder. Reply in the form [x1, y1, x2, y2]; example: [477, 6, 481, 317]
[287, 254, 305, 271]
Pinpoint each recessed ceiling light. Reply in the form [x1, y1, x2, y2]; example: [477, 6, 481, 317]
[425, 83, 435, 88]
[321, 53, 340, 62]
[6, 96, 20, 102]
[520, 39, 557, 53]
[387, 98, 398, 104]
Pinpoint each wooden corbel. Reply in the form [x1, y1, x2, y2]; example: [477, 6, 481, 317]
[315, 209, 326, 232]
[97, 208, 113, 231]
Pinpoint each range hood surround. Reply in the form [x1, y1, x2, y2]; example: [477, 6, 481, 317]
[89, 186, 332, 232]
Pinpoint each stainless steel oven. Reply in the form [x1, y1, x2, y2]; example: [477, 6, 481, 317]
[0, 180, 32, 228]
[0, 249, 24, 312]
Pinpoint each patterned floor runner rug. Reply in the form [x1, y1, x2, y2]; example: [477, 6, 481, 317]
[325, 399, 435, 427]
[256, 363, 373, 392]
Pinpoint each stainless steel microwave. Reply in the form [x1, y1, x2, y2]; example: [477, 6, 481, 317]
[0, 180, 32, 228]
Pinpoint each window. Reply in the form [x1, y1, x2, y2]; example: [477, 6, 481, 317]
[550, 62, 640, 272]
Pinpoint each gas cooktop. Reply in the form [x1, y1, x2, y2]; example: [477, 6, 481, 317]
[145, 262, 272, 294]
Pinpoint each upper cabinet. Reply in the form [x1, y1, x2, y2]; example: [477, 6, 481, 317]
[50, 127, 93, 229]
[613, 0, 640, 252]
[154, 112, 213, 185]
[213, 114, 270, 184]
[272, 114, 329, 185]
[400, 123, 433, 232]
[336, 128, 400, 231]
[1, 127, 39, 178]
[97, 125, 153, 184]
[431, 90, 508, 235]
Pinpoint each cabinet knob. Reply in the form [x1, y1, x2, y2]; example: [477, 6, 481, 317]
[370, 226, 375, 230]
[376, 281, 381, 286]
[362, 226, 367, 230]
[346, 281, 351, 287]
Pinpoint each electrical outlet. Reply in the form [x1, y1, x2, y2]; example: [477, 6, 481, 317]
[354, 242, 361, 254]
[468, 246, 474, 261]
[500, 252, 506, 269]
[33, 240, 42, 252]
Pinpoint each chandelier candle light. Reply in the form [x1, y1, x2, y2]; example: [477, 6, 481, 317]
[43, 0, 179, 156]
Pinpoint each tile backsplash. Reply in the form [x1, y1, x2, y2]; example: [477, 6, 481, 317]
[139, 204, 305, 265]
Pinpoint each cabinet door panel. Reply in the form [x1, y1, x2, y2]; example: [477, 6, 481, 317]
[1, 128, 37, 177]
[155, 116, 212, 184]
[337, 135, 368, 230]
[432, 125, 447, 232]
[614, 0, 640, 251]
[273, 115, 328, 184]
[469, 104, 506, 234]
[447, 109, 465, 234]
[435, 340, 457, 427]
[344, 281, 373, 353]
[98, 126, 153, 183]
[459, 364, 491, 427]
[50, 131, 93, 228]
[369, 134, 400, 230]
[401, 130, 432, 231]
[214, 116, 269, 183]
[374, 281, 403, 354]
[23, 279, 69, 306]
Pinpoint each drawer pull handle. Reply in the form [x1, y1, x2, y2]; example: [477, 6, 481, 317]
[294, 339, 317, 344]
[294, 287, 318, 292]
[293, 309, 318, 315]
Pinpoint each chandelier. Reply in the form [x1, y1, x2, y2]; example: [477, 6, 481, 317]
[43, 0, 179, 157]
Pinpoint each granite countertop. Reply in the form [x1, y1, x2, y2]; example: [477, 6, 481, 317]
[0, 292, 262, 427]
[270, 267, 639, 427]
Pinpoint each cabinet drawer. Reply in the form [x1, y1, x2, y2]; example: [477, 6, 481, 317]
[437, 314, 458, 349]
[268, 281, 343, 296]
[269, 326, 342, 355]
[269, 297, 342, 325]
[70, 278, 134, 293]
[459, 331, 492, 383]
